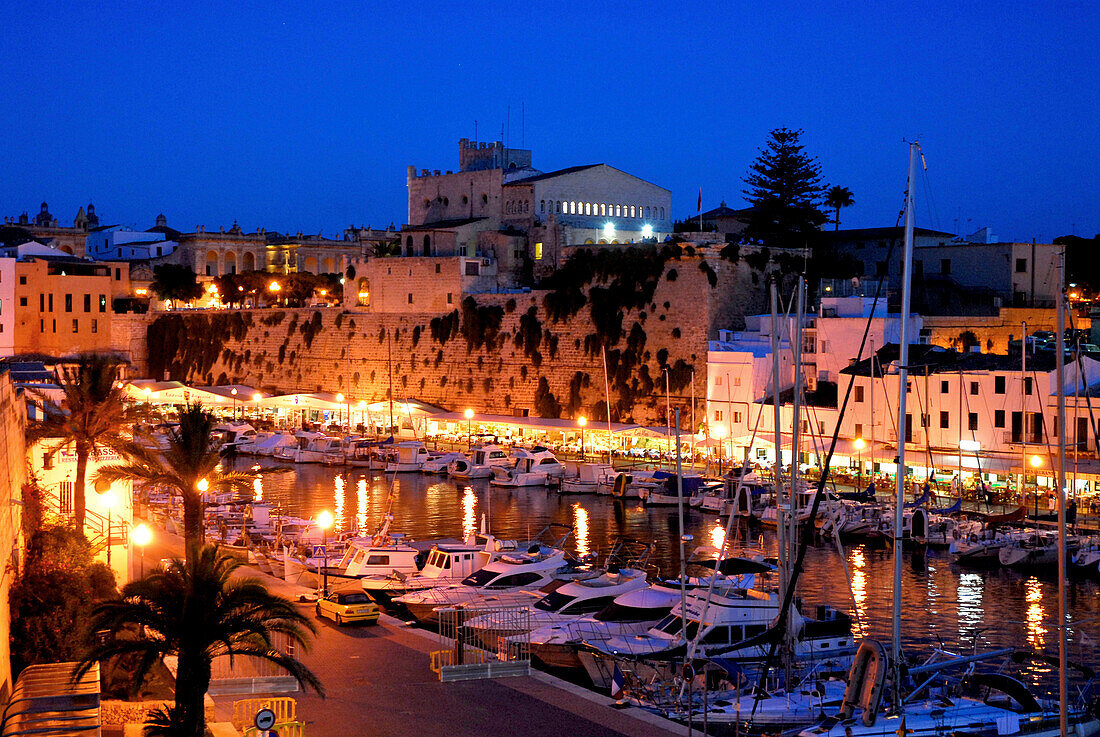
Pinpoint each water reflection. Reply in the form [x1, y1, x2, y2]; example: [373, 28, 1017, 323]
[356, 478, 368, 535]
[462, 487, 477, 540]
[253, 477, 263, 502]
[710, 522, 726, 551]
[1025, 577, 1046, 649]
[573, 504, 590, 558]
[333, 474, 346, 532]
[849, 548, 866, 637]
[956, 572, 984, 642]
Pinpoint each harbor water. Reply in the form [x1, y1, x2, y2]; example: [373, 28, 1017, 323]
[231, 456, 1100, 693]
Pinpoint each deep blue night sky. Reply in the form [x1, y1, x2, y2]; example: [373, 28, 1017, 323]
[3, 1, 1097, 242]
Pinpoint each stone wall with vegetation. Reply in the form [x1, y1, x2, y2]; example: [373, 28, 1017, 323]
[143, 244, 774, 426]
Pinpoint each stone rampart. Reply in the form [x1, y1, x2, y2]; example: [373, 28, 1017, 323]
[142, 246, 772, 425]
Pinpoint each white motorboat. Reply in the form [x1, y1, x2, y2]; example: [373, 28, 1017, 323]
[464, 566, 649, 647]
[1071, 537, 1100, 579]
[293, 436, 344, 464]
[526, 583, 681, 670]
[606, 471, 662, 500]
[272, 431, 325, 461]
[685, 678, 847, 732]
[321, 436, 354, 466]
[448, 444, 511, 480]
[394, 526, 577, 626]
[384, 441, 430, 472]
[234, 430, 276, 455]
[362, 533, 516, 609]
[639, 472, 707, 506]
[346, 437, 394, 468]
[252, 431, 298, 457]
[286, 535, 447, 589]
[216, 422, 258, 454]
[421, 451, 467, 474]
[560, 463, 615, 494]
[489, 447, 566, 487]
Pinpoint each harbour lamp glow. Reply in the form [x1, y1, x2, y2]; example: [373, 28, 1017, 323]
[603, 222, 614, 236]
[132, 523, 153, 577]
[197, 478, 209, 492]
[642, 224, 653, 238]
[336, 393, 344, 403]
[143, 387, 151, 401]
[854, 437, 865, 450]
[464, 408, 475, 450]
[1030, 455, 1043, 468]
[268, 282, 281, 292]
[317, 510, 334, 530]
[578, 416, 586, 460]
[253, 392, 262, 402]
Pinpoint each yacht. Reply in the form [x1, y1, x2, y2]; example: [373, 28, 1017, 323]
[525, 583, 682, 671]
[464, 567, 649, 648]
[361, 533, 517, 610]
[998, 530, 1069, 570]
[321, 437, 354, 466]
[285, 534, 446, 589]
[346, 437, 393, 468]
[216, 422, 259, 454]
[559, 463, 616, 494]
[384, 441, 430, 472]
[394, 527, 577, 626]
[252, 431, 298, 457]
[421, 451, 467, 474]
[272, 432, 325, 462]
[448, 444, 511, 480]
[293, 436, 345, 464]
[639, 472, 707, 506]
[489, 447, 566, 487]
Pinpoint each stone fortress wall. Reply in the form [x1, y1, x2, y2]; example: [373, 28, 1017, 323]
[138, 245, 774, 426]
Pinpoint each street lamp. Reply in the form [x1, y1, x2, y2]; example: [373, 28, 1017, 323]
[1030, 454, 1043, 517]
[854, 437, 865, 488]
[464, 408, 474, 450]
[196, 478, 209, 542]
[132, 523, 152, 578]
[101, 489, 117, 567]
[317, 510, 334, 596]
[142, 387, 152, 404]
[336, 393, 345, 430]
[231, 387, 238, 420]
[578, 416, 587, 461]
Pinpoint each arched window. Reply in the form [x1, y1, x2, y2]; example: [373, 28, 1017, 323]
[405, 236, 413, 256]
[423, 235, 431, 256]
[585, 239, 595, 244]
[600, 204, 606, 216]
[614, 205, 621, 217]
[205, 250, 219, 277]
[584, 202, 590, 215]
[569, 201, 576, 214]
[660, 207, 665, 219]
[357, 278, 371, 307]
[629, 206, 636, 218]
[540, 200, 545, 213]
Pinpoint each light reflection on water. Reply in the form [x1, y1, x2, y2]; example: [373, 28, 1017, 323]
[237, 458, 1100, 691]
[573, 504, 590, 558]
[710, 522, 725, 551]
[356, 478, 368, 536]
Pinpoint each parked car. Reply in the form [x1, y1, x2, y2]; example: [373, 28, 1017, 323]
[315, 591, 380, 626]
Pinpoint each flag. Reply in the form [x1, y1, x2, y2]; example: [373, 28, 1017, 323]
[697, 188, 702, 213]
[610, 664, 625, 700]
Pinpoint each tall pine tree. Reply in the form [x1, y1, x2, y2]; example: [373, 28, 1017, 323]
[741, 128, 828, 249]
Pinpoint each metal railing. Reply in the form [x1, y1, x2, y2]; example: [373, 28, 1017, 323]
[432, 606, 531, 682]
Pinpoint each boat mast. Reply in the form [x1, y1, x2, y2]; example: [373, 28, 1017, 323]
[1020, 320, 1027, 509]
[602, 345, 614, 464]
[790, 277, 805, 569]
[892, 140, 920, 707]
[674, 407, 688, 645]
[770, 279, 787, 600]
[387, 329, 395, 434]
[1056, 249, 1069, 737]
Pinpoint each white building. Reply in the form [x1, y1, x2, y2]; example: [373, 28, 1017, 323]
[87, 224, 178, 261]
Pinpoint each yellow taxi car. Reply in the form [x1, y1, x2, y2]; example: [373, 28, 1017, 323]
[315, 591, 380, 626]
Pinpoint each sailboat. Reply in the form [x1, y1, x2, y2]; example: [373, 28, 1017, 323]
[798, 144, 1100, 737]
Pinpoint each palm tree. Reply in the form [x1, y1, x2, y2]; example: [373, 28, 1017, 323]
[74, 545, 323, 737]
[824, 185, 855, 231]
[27, 353, 148, 534]
[92, 402, 255, 560]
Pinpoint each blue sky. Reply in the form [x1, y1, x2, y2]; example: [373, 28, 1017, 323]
[2, 1, 1097, 242]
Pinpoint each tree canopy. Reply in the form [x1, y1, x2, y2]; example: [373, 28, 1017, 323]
[151, 264, 204, 304]
[741, 128, 828, 249]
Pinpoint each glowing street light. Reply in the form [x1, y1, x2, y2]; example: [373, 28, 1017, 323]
[317, 510, 334, 595]
[132, 523, 152, 578]
[196, 478, 209, 492]
[641, 224, 653, 239]
[578, 416, 587, 461]
[231, 387, 238, 419]
[854, 437, 866, 487]
[1030, 454, 1043, 468]
[464, 408, 474, 450]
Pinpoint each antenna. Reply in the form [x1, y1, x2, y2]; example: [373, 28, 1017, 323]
[474, 119, 478, 141]
[506, 105, 511, 148]
[522, 101, 525, 148]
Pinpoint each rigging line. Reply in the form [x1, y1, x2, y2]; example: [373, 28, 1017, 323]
[1065, 308, 1100, 474]
[684, 389, 769, 665]
[958, 364, 988, 486]
[798, 386, 864, 632]
[747, 229, 897, 721]
[920, 164, 940, 233]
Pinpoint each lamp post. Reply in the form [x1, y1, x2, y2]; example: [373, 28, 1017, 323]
[102, 489, 117, 567]
[1030, 454, 1043, 517]
[854, 437, 865, 489]
[142, 387, 151, 404]
[713, 424, 726, 476]
[196, 478, 209, 543]
[268, 280, 281, 306]
[578, 416, 587, 461]
[231, 387, 238, 420]
[132, 523, 152, 579]
[252, 392, 262, 423]
[317, 510, 334, 596]
[336, 393, 345, 431]
[464, 408, 474, 451]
